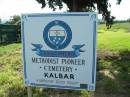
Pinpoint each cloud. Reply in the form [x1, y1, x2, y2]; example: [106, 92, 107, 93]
[109, 0, 130, 20]
[0, 0, 67, 21]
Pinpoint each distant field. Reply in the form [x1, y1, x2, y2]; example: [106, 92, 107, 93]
[0, 22, 130, 97]
[98, 22, 130, 33]
[98, 22, 130, 53]
[98, 32, 130, 52]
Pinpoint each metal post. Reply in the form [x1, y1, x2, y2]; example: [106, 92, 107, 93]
[27, 86, 32, 97]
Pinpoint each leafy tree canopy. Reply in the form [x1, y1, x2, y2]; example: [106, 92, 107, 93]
[0, 18, 1, 23]
[5, 15, 20, 25]
[5, 15, 21, 35]
[36, 0, 122, 28]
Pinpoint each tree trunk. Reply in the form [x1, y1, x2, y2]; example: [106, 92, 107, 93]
[72, 0, 77, 12]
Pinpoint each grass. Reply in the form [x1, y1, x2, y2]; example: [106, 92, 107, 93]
[98, 22, 130, 53]
[98, 32, 130, 53]
[0, 44, 90, 97]
[0, 22, 130, 97]
[98, 22, 130, 33]
[96, 22, 130, 96]
[0, 46, 25, 97]
[0, 43, 21, 55]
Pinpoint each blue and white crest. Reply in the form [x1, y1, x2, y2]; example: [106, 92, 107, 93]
[32, 20, 85, 58]
[43, 20, 72, 50]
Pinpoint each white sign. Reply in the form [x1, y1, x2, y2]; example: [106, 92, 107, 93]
[21, 13, 97, 91]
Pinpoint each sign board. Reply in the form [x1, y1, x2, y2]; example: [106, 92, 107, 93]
[21, 13, 97, 91]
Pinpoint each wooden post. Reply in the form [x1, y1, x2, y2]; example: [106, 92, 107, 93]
[27, 86, 32, 97]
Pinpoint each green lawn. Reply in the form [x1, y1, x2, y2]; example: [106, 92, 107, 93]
[97, 22, 130, 97]
[98, 22, 130, 53]
[0, 43, 21, 55]
[98, 22, 130, 33]
[0, 22, 130, 97]
[98, 32, 130, 53]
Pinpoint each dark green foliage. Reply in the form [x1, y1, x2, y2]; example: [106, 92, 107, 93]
[0, 18, 1, 23]
[117, 0, 122, 4]
[127, 18, 130, 22]
[0, 24, 17, 44]
[103, 78, 122, 93]
[5, 15, 20, 25]
[4, 15, 21, 42]
[35, 0, 122, 28]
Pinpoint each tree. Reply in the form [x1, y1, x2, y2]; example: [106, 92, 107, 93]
[127, 18, 130, 22]
[5, 15, 20, 24]
[36, 0, 122, 28]
[0, 18, 1, 23]
[5, 15, 21, 41]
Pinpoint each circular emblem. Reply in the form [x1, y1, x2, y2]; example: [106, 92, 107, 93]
[43, 20, 72, 50]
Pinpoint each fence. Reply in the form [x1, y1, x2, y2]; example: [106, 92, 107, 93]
[0, 24, 20, 44]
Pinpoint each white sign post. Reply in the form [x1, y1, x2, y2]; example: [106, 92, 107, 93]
[21, 13, 97, 92]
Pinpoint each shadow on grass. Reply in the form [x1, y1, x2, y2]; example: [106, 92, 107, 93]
[4, 49, 130, 97]
[7, 87, 27, 97]
[96, 49, 130, 97]
[7, 87, 83, 97]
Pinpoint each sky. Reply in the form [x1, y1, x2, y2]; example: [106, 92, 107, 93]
[0, 0, 130, 21]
